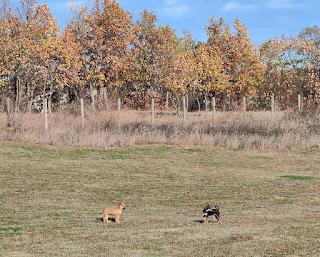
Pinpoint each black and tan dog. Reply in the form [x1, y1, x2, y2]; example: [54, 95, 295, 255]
[203, 205, 222, 224]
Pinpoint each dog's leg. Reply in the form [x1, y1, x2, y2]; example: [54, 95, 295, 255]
[103, 214, 109, 223]
[115, 214, 120, 223]
[216, 215, 222, 224]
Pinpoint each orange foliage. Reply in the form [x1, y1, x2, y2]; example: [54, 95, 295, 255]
[0, 0, 319, 111]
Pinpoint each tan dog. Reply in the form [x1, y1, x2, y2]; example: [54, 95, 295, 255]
[103, 202, 126, 223]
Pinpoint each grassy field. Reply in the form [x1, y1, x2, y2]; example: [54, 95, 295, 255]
[0, 142, 319, 256]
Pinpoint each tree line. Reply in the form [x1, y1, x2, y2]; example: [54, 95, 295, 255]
[0, 0, 319, 112]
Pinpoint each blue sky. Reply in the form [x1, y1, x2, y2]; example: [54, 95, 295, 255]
[22, 0, 320, 45]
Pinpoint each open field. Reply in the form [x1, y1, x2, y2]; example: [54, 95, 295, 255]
[0, 142, 319, 256]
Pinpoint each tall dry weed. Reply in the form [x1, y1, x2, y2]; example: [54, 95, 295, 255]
[1, 109, 320, 150]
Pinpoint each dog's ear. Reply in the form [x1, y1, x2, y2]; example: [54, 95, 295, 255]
[203, 204, 211, 212]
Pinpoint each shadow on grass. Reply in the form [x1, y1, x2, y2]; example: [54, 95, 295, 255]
[194, 219, 203, 223]
[96, 217, 116, 223]
[194, 219, 222, 224]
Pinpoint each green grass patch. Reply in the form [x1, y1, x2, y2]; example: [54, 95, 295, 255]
[279, 175, 319, 181]
[0, 227, 23, 232]
[223, 147, 246, 151]
[252, 155, 269, 160]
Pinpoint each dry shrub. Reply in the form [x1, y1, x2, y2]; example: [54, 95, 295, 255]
[124, 90, 164, 110]
[1, 109, 320, 150]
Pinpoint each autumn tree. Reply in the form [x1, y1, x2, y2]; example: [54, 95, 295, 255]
[163, 31, 197, 104]
[259, 27, 320, 110]
[193, 41, 227, 110]
[27, 2, 63, 111]
[0, 0, 15, 126]
[296, 26, 320, 105]
[259, 37, 298, 109]
[0, 0, 14, 97]
[0, 0, 64, 112]
[87, 0, 135, 104]
[156, 25, 191, 110]
[298, 26, 320, 70]
[206, 17, 265, 109]
[128, 10, 163, 108]
[0, 0, 28, 112]
[129, 10, 193, 109]
[66, 4, 91, 102]
[177, 31, 197, 94]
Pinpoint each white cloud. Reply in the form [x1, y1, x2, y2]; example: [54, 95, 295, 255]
[222, 1, 259, 12]
[267, 0, 300, 8]
[162, 5, 190, 18]
[160, 0, 191, 19]
[165, 0, 180, 5]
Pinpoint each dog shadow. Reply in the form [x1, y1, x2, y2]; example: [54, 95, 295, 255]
[96, 217, 116, 223]
[194, 220, 219, 224]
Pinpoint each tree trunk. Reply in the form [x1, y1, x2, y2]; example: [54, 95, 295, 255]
[6, 97, 11, 127]
[15, 77, 22, 113]
[103, 87, 108, 110]
[177, 97, 181, 116]
[48, 85, 53, 113]
[205, 96, 208, 120]
[170, 97, 179, 115]
[28, 86, 35, 113]
[90, 84, 95, 110]
[196, 97, 201, 112]
[165, 91, 169, 110]
[186, 94, 189, 112]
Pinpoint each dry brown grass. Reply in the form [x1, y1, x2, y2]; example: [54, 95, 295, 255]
[1, 108, 320, 150]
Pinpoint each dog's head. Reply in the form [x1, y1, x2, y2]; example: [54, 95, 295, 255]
[119, 202, 126, 210]
[214, 205, 219, 210]
[203, 204, 211, 213]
